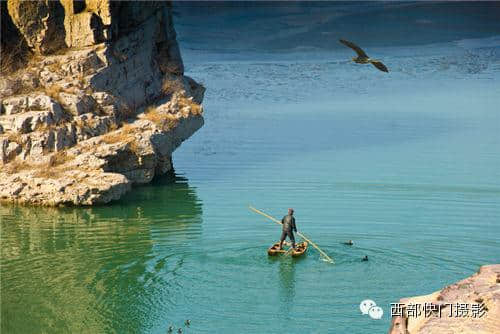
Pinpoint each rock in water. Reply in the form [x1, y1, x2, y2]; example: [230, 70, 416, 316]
[0, 1, 205, 206]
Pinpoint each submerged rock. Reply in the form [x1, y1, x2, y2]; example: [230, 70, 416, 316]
[0, 1, 205, 206]
[389, 264, 500, 334]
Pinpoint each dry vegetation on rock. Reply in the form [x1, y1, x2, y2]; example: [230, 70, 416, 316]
[0, 0, 205, 206]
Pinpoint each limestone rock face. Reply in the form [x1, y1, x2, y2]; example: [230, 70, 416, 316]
[0, 1, 30, 73]
[389, 265, 500, 334]
[0, 1, 204, 206]
[6, 0, 67, 54]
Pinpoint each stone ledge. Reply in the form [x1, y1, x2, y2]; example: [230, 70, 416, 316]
[389, 264, 500, 334]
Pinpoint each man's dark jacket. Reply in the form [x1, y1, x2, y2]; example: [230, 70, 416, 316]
[281, 214, 297, 233]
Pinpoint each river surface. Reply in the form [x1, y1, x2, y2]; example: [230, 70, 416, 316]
[2, 13, 500, 334]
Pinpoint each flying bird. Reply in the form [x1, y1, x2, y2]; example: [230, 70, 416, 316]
[339, 39, 389, 73]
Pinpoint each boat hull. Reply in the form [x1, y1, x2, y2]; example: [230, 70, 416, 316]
[267, 242, 286, 256]
[291, 241, 308, 257]
[267, 241, 308, 257]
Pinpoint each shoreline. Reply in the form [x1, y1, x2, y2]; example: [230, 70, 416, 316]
[0, 1, 204, 206]
[389, 265, 500, 334]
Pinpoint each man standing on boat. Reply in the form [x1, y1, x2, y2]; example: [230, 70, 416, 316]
[279, 208, 297, 250]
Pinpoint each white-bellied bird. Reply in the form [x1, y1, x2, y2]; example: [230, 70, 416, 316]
[339, 39, 389, 73]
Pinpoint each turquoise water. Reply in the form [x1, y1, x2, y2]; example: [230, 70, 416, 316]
[2, 36, 500, 333]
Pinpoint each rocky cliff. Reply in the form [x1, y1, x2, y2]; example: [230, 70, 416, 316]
[389, 265, 500, 334]
[0, 0, 204, 206]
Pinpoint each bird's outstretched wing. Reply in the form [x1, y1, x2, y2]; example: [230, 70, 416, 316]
[370, 60, 389, 73]
[339, 39, 368, 58]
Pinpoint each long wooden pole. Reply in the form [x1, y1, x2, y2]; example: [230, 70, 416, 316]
[249, 206, 334, 263]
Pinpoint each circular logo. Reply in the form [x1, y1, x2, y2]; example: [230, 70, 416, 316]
[359, 299, 376, 315]
[368, 306, 384, 319]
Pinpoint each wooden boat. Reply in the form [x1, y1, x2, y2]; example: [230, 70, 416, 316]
[291, 241, 308, 257]
[267, 241, 308, 257]
[267, 242, 287, 256]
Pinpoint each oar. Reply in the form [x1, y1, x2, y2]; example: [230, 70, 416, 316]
[249, 206, 334, 263]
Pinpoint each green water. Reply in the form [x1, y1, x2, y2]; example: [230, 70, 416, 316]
[2, 43, 500, 333]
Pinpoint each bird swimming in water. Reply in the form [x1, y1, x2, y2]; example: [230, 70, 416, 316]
[167, 325, 173, 333]
[177, 328, 182, 334]
[343, 240, 354, 246]
[362, 255, 369, 261]
[339, 39, 389, 73]
[185, 320, 190, 327]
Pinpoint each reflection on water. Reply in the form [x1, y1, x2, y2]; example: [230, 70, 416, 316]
[0, 174, 202, 334]
[278, 259, 296, 306]
[2, 29, 500, 333]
